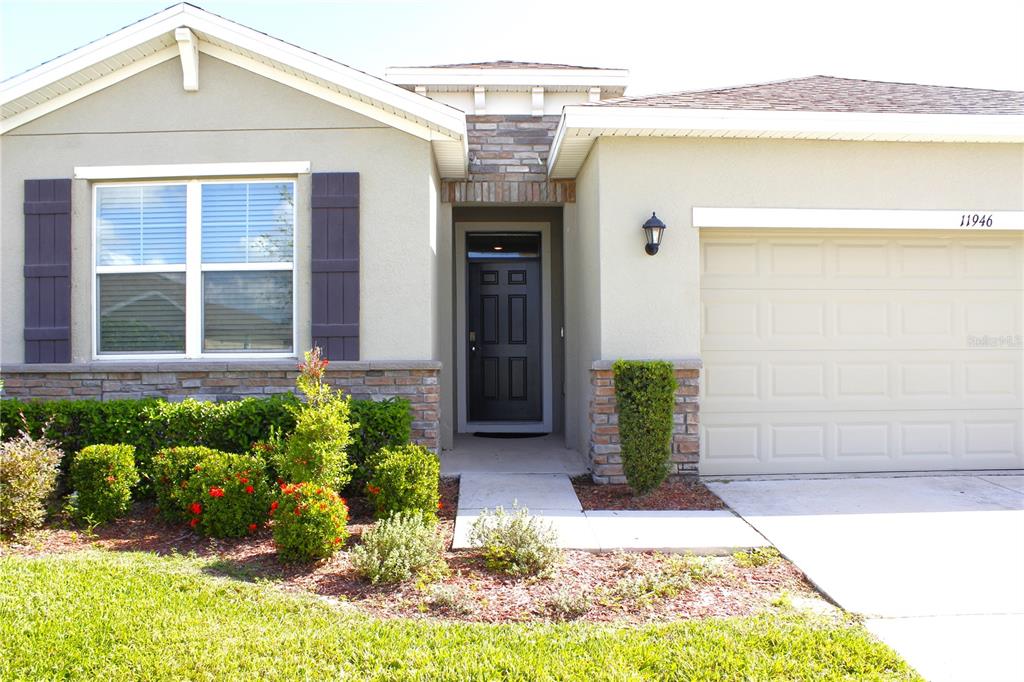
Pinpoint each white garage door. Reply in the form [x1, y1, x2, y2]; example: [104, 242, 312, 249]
[700, 230, 1024, 475]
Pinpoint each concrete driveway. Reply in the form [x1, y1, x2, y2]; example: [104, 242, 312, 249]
[707, 474, 1024, 682]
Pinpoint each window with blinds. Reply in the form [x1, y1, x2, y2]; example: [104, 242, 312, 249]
[94, 179, 295, 357]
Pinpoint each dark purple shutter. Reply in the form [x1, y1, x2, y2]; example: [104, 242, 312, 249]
[311, 172, 359, 360]
[24, 179, 72, 363]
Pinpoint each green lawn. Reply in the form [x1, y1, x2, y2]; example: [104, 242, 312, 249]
[0, 550, 919, 681]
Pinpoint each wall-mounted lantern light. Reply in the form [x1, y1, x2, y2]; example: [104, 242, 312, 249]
[642, 212, 667, 255]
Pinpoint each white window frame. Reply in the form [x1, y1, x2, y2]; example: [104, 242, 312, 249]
[92, 177, 298, 360]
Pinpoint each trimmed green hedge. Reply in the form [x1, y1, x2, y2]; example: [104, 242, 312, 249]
[612, 360, 677, 495]
[0, 394, 412, 494]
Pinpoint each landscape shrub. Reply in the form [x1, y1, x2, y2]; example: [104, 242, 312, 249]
[272, 349, 354, 490]
[733, 546, 782, 568]
[348, 398, 411, 482]
[271, 482, 349, 561]
[0, 431, 62, 538]
[467, 505, 560, 577]
[68, 444, 139, 525]
[151, 446, 230, 522]
[350, 512, 448, 584]
[180, 452, 271, 538]
[365, 444, 440, 521]
[612, 359, 677, 495]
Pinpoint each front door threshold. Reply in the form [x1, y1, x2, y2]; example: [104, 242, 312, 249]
[465, 421, 548, 434]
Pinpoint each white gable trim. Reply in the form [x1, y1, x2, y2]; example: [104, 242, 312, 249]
[0, 3, 468, 176]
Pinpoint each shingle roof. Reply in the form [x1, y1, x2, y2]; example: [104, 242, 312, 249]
[593, 76, 1024, 115]
[415, 60, 610, 71]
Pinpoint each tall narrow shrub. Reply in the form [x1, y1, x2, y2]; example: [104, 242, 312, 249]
[612, 360, 677, 495]
[0, 431, 62, 538]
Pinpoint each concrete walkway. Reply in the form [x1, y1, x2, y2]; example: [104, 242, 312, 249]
[453, 473, 768, 553]
[707, 474, 1024, 682]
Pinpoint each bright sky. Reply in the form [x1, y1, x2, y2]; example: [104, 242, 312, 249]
[1, 0, 1022, 95]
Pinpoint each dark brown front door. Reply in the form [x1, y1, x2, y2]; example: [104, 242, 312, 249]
[467, 234, 542, 422]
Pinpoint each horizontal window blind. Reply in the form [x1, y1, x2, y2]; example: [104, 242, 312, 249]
[203, 271, 292, 352]
[201, 182, 294, 263]
[96, 185, 186, 266]
[98, 272, 186, 352]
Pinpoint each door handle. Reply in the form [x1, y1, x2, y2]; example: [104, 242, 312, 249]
[469, 330, 476, 352]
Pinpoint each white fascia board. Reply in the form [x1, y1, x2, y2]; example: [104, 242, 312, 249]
[385, 67, 630, 90]
[75, 161, 311, 180]
[1, 4, 467, 146]
[693, 207, 1024, 231]
[548, 105, 1024, 177]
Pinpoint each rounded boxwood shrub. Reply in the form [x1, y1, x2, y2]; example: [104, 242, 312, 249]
[179, 452, 271, 538]
[366, 444, 440, 521]
[350, 511, 447, 584]
[612, 359, 677, 495]
[271, 482, 349, 561]
[0, 431, 63, 539]
[69, 444, 139, 525]
[151, 446, 228, 522]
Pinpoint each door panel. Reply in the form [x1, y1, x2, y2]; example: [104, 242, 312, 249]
[468, 259, 542, 421]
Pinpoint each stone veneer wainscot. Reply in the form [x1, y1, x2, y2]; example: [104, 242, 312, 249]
[0, 361, 441, 453]
[588, 360, 701, 484]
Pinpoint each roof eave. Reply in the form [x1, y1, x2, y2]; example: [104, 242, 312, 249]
[548, 106, 1024, 178]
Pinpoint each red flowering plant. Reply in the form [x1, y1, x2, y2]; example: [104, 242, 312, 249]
[151, 446, 230, 522]
[271, 482, 349, 561]
[68, 444, 139, 526]
[365, 444, 440, 523]
[178, 451, 272, 538]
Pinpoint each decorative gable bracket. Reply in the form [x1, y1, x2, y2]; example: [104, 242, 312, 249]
[174, 27, 199, 91]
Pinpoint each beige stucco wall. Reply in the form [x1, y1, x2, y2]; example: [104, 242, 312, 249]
[564, 143, 603, 454]
[1, 53, 437, 363]
[592, 136, 1024, 360]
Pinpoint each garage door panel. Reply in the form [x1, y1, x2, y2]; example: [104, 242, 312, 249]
[701, 232, 1022, 291]
[700, 230, 1023, 475]
[702, 290, 1021, 350]
[701, 410, 1023, 475]
[703, 349, 1021, 412]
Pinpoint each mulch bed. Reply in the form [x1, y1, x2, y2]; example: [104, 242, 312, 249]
[3, 477, 822, 624]
[572, 476, 728, 511]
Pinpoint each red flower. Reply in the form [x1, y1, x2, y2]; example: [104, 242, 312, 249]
[248, 523, 257, 533]
[190, 502, 202, 515]
[189, 518, 199, 528]
[244, 485, 254, 494]
[105, 475, 116, 483]
[209, 487, 225, 498]
[294, 507, 302, 516]
[339, 498, 347, 506]
[437, 501, 443, 510]
[270, 500, 279, 512]
[367, 484, 381, 496]
[333, 537, 342, 544]
[239, 477, 249, 484]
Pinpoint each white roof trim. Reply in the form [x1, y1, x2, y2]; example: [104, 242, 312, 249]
[385, 66, 629, 90]
[693, 207, 1024, 231]
[549, 105, 1024, 178]
[75, 160, 311, 179]
[1, 3, 469, 177]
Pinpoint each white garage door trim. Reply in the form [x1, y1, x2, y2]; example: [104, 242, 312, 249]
[693, 207, 1024, 231]
[699, 228, 1024, 476]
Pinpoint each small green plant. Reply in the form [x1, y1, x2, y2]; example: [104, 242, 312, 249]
[770, 590, 794, 609]
[423, 583, 475, 616]
[468, 505, 561, 577]
[272, 348, 355, 490]
[0, 430, 62, 539]
[179, 452, 272, 538]
[350, 512, 448, 584]
[733, 546, 782, 568]
[68, 444, 139, 525]
[271, 482, 350, 561]
[612, 359, 677, 495]
[668, 552, 723, 584]
[151, 446, 228, 521]
[544, 588, 593, 621]
[366, 444, 440, 521]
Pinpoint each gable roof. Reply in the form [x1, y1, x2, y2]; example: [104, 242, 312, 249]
[0, 3, 469, 177]
[550, 76, 1024, 178]
[593, 75, 1024, 115]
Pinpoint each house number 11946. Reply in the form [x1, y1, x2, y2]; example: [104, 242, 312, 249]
[960, 213, 994, 227]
